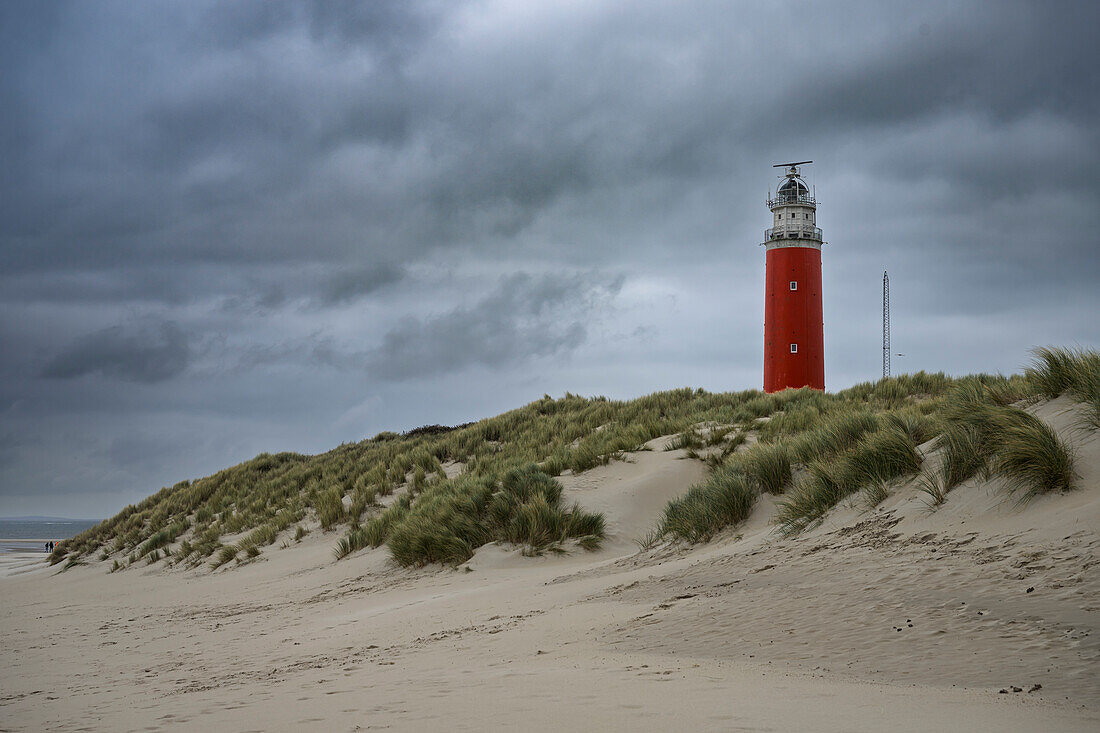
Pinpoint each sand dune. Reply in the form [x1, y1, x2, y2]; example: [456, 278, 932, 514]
[1, 399, 1097, 731]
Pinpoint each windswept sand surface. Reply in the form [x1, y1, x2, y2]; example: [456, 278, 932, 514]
[0, 547, 49, 579]
[2, 406, 1098, 732]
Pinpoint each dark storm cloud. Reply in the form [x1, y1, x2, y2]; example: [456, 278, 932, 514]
[0, 268, 208, 306]
[0, 261, 405, 311]
[784, 6, 1100, 133]
[3, 0, 1092, 280]
[216, 262, 407, 314]
[232, 333, 345, 373]
[0, 431, 29, 470]
[202, 0, 439, 56]
[0, 0, 452, 277]
[314, 263, 406, 307]
[1, 0, 1098, 517]
[41, 320, 192, 384]
[367, 273, 622, 380]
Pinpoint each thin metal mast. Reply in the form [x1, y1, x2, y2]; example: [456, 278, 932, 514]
[883, 270, 891, 379]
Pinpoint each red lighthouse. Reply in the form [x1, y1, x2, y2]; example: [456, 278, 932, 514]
[763, 162, 825, 392]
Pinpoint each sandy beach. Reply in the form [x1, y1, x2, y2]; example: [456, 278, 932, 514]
[1, 398, 1097, 732]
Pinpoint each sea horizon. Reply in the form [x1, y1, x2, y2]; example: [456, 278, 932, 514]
[0, 520, 99, 552]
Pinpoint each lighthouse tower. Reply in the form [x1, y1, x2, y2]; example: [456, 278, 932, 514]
[762, 162, 825, 392]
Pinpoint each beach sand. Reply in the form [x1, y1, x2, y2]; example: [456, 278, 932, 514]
[1, 398, 1097, 732]
[0, 542, 51, 579]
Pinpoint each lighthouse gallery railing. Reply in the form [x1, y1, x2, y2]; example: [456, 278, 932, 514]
[766, 193, 816, 207]
[763, 225, 823, 242]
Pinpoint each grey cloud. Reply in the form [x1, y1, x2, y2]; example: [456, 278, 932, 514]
[4, 0, 1094, 283]
[302, 0, 441, 57]
[201, 1, 441, 57]
[314, 263, 405, 307]
[0, 262, 406, 312]
[0, 268, 208, 307]
[367, 273, 622, 380]
[232, 333, 346, 373]
[41, 321, 192, 383]
[102, 432, 180, 471]
[0, 430, 32, 470]
[226, 263, 406, 313]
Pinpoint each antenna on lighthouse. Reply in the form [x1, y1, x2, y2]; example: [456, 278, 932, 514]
[773, 160, 813, 178]
[883, 270, 891, 379]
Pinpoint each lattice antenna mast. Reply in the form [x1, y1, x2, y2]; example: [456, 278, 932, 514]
[882, 270, 891, 379]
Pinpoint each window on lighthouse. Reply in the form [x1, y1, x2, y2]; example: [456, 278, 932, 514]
[790, 281, 798, 290]
[790, 344, 798, 353]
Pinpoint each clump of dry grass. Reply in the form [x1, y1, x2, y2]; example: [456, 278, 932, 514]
[861, 479, 891, 508]
[210, 545, 237, 569]
[732, 442, 792, 494]
[360, 466, 605, 566]
[785, 410, 881, 464]
[1026, 346, 1097, 399]
[665, 429, 705, 451]
[661, 467, 758, 543]
[916, 473, 948, 508]
[994, 409, 1077, 501]
[1027, 346, 1100, 431]
[772, 419, 920, 534]
[774, 460, 850, 534]
[333, 527, 369, 560]
[935, 421, 992, 490]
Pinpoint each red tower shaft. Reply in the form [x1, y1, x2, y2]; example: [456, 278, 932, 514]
[763, 246, 824, 392]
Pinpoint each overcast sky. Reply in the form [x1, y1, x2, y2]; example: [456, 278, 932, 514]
[2, 0, 1098, 518]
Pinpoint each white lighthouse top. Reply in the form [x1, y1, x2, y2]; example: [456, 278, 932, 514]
[763, 161, 823, 248]
[767, 161, 815, 207]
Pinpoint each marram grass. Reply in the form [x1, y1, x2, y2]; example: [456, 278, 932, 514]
[994, 409, 1077, 501]
[52, 346, 1097, 569]
[861, 479, 891, 509]
[1026, 346, 1099, 399]
[732, 442, 792, 495]
[59, 387, 779, 567]
[661, 467, 758, 543]
[337, 466, 606, 566]
[1027, 346, 1100, 431]
[666, 348, 1094, 540]
[773, 459, 851, 534]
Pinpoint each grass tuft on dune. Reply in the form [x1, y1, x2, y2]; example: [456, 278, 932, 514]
[995, 409, 1077, 500]
[661, 467, 758, 543]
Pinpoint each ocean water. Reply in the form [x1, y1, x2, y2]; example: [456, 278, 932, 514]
[0, 520, 99, 553]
